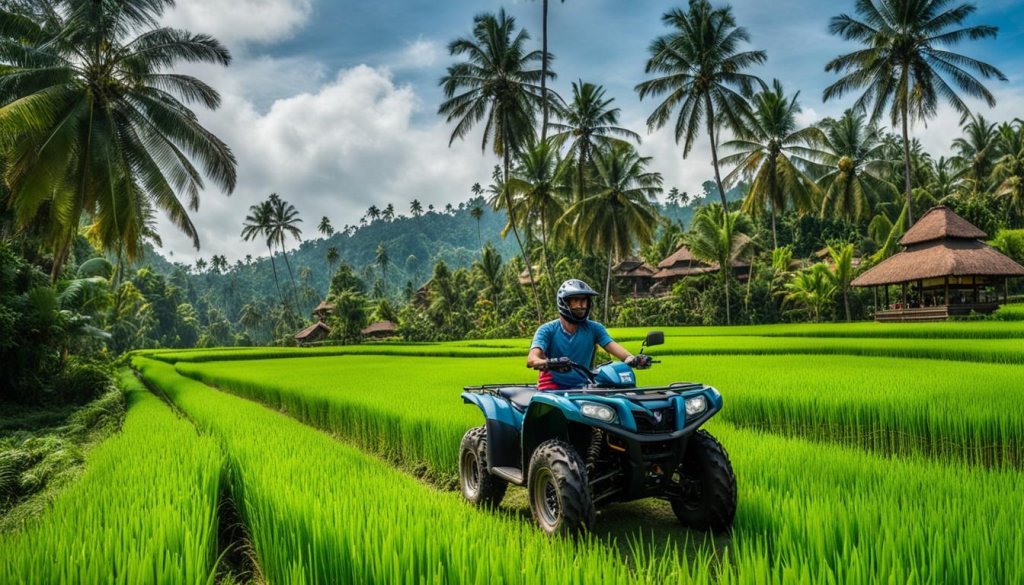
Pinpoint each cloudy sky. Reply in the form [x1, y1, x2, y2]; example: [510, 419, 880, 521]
[156, 0, 1024, 263]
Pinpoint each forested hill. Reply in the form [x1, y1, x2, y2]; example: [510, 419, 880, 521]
[137, 184, 739, 321]
[139, 197, 519, 317]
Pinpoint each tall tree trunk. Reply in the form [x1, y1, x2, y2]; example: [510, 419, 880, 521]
[540, 0, 549, 142]
[280, 242, 300, 316]
[604, 250, 613, 322]
[901, 106, 915, 226]
[768, 153, 778, 250]
[705, 95, 732, 326]
[267, 244, 285, 311]
[844, 287, 851, 322]
[50, 228, 75, 283]
[540, 208, 556, 302]
[503, 143, 543, 322]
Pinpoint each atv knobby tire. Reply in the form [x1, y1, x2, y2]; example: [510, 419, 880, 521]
[459, 426, 507, 508]
[670, 430, 737, 533]
[527, 439, 595, 535]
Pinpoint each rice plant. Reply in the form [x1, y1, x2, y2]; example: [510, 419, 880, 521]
[134, 357, 713, 585]
[0, 371, 223, 585]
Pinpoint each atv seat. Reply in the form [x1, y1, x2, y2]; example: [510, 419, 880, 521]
[497, 386, 539, 411]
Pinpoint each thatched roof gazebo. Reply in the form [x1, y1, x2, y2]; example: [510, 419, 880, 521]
[852, 206, 1024, 321]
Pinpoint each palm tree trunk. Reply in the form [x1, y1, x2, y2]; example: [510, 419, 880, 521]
[604, 251, 613, 322]
[768, 154, 778, 249]
[280, 242, 301, 315]
[901, 106, 915, 226]
[540, 208, 556, 302]
[844, 287, 851, 322]
[541, 0, 549, 142]
[503, 142, 543, 321]
[705, 95, 729, 212]
[267, 244, 285, 310]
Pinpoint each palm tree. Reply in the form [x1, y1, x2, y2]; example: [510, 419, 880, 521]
[326, 246, 340, 271]
[823, 0, 1006, 225]
[0, 0, 237, 281]
[993, 120, 1024, 223]
[268, 193, 303, 311]
[827, 242, 856, 322]
[687, 205, 755, 325]
[509, 139, 572, 297]
[470, 205, 485, 250]
[721, 79, 822, 248]
[635, 0, 766, 213]
[382, 204, 395, 222]
[319, 216, 334, 237]
[783, 263, 837, 323]
[238, 302, 264, 341]
[439, 9, 551, 321]
[951, 112, 999, 195]
[920, 156, 964, 203]
[559, 145, 661, 321]
[814, 110, 894, 222]
[474, 242, 504, 312]
[241, 200, 285, 309]
[375, 243, 390, 293]
[366, 205, 381, 223]
[549, 81, 641, 197]
[410, 199, 423, 217]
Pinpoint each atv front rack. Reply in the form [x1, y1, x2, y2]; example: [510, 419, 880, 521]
[462, 382, 706, 396]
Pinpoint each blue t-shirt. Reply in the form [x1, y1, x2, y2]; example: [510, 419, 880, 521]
[531, 319, 614, 389]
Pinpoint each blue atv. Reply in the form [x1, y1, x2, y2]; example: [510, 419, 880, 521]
[459, 331, 736, 536]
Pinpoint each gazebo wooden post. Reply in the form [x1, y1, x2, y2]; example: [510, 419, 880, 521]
[1005, 278, 1010, 303]
[884, 286, 890, 309]
[901, 283, 907, 308]
[873, 286, 878, 311]
[944, 276, 949, 306]
[972, 275, 979, 304]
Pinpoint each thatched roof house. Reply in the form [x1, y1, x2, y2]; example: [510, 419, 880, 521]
[612, 258, 657, 297]
[313, 300, 335, 319]
[294, 320, 331, 344]
[651, 245, 750, 294]
[852, 206, 1024, 321]
[361, 320, 398, 339]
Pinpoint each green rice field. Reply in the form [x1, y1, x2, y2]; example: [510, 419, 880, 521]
[4, 321, 1023, 583]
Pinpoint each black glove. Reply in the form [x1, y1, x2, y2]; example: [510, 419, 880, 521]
[628, 354, 652, 369]
[546, 357, 572, 372]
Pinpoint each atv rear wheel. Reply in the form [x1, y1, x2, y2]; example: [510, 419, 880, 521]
[459, 426, 507, 508]
[527, 439, 595, 535]
[669, 430, 737, 533]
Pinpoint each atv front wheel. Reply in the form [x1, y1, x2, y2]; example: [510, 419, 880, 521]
[669, 430, 737, 533]
[459, 426, 507, 508]
[527, 439, 595, 535]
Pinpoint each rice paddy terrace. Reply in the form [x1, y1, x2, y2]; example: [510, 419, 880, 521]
[3, 322, 1024, 584]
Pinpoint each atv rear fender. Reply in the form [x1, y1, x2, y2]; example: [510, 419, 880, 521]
[461, 391, 524, 470]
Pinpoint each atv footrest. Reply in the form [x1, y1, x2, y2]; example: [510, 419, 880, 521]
[491, 466, 524, 484]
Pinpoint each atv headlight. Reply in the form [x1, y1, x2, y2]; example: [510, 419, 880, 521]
[580, 402, 616, 423]
[685, 396, 707, 417]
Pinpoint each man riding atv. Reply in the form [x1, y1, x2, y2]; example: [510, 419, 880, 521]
[527, 279, 650, 389]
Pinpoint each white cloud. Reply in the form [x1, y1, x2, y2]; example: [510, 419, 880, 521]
[162, 0, 313, 46]
[156, 64, 496, 264]
[393, 38, 445, 71]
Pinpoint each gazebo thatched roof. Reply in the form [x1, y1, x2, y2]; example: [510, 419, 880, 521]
[899, 206, 987, 245]
[361, 320, 398, 335]
[313, 300, 335, 314]
[852, 206, 1024, 287]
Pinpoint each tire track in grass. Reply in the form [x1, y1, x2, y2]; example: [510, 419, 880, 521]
[0, 371, 223, 585]
[134, 357, 715, 585]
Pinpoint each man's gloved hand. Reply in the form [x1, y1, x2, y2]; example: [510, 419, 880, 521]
[546, 357, 573, 372]
[626, 354, 652, 369]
